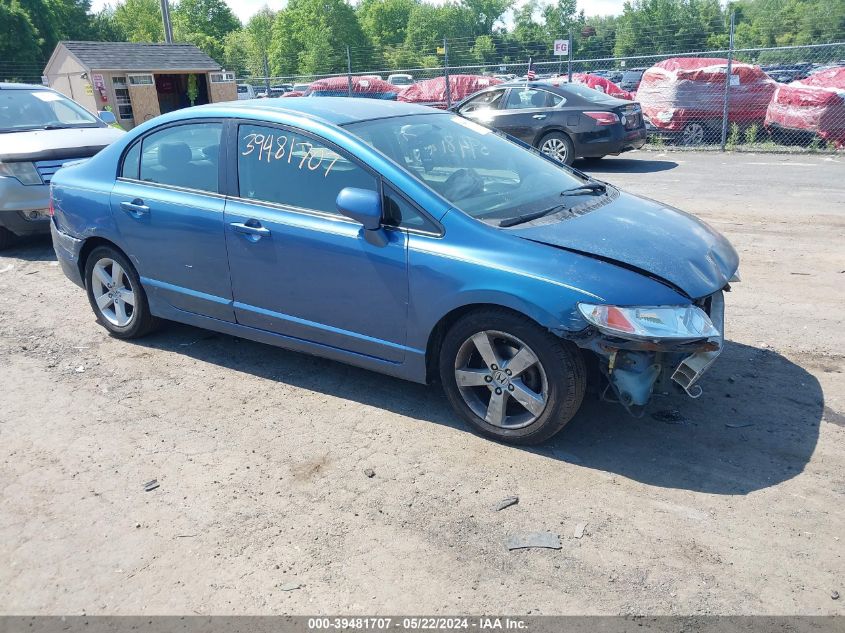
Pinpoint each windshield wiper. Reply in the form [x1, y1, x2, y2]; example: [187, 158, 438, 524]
[560, 181, 607, 196]
[499, 204, 568, 228]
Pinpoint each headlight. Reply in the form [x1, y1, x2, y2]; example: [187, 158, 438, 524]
[0, 161, 42, 185]
[656, 110, 674, 123]
[578, 303, 720, 341]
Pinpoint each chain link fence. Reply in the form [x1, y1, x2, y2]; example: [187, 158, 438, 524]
[239, 36, 845, 154]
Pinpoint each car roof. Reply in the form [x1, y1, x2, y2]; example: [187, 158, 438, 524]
[0, 82, 49, 90]
[190, 97, 439, 126]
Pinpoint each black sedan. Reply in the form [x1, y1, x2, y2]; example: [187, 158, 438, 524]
[453, 81, 646, 165]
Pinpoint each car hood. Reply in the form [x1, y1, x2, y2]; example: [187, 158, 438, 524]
[0, 127, 124, 161]
[508, 191, 739, 299]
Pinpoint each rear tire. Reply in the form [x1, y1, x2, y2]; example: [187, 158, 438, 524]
[439, 308, 586, 445]
[538, 131, 576, 166]
[84, 245, 158, 339]
[0, 227, 12, 251]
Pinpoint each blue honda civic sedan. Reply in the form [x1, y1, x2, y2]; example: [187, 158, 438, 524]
[50, 98, 739, 444]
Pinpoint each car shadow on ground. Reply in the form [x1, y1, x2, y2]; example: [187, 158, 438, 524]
[133, 325, 822, 496]
[0, 234, 56, 262]
[575, 156, 679, 174]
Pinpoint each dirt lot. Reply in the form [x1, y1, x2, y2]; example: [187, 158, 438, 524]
[1, 151, 843, 616]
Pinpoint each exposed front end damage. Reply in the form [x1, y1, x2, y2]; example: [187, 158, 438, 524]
[561, 291, 726, 415]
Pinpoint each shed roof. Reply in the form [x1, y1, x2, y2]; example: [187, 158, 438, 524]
[54, 41, 222, 72]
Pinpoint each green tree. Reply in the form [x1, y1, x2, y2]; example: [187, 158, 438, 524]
[172, 0, 241, 61]
[403, 2, 476, 64]
[460, 0, 512, 35]
[508, 0, 548, 60]
[268, 0, 371, 76]
[89, 6, 127, 41]
[614, 0, 725, 57]
[0, 0, 43, 74]
[222, 29, 250, 77]
[358, 0, 417, 48]
[113, 0, 164, 42]
[223, 8, 276, 79]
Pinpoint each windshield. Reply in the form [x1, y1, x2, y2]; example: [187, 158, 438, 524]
[622, 71, 643, 81]
[0, 88, 101, 132]
[390, 76, 413, 85]
[345, 113, 588, 223]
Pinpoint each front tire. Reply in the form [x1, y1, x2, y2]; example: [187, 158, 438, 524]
[0, 227, 12, 251]
[439, 308, 586, 445]
[538, 131, 576, 166]
[84, 246, 158, 339]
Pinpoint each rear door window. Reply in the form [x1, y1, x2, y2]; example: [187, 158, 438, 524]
[504, 88, 560, 109]
[139, 122, 223, 193]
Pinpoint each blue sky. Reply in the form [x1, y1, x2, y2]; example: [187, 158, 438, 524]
[91, 0, 629, 25]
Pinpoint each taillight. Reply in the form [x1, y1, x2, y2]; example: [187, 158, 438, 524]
[584, 111, 619, 126]
[48, 194, 54, 217]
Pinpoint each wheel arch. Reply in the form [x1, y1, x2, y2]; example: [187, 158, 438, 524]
[424, 301, 568, 384]
[533, 126, 574, 148]
[77, 237, 129, 287]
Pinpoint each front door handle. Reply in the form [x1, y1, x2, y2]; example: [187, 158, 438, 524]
[120, 199, 149, 216]
[533, 114, 547, 120]
[230, 221, 271, 238]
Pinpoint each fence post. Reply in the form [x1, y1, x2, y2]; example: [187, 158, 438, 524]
[719, 11, 736, 151]
[262, 53, 270, 95]
[346, 46, 353, 97]
[444, 38, 452, 108]
[567, 29, 573, 82]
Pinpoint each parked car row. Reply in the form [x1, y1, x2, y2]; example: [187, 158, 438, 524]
[633, 57, 845, 146]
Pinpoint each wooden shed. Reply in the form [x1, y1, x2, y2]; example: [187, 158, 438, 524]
[44, 41, 237, 129]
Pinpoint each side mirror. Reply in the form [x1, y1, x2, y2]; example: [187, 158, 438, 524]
[336, 187, 388, 247]
[98, 110, 117, 125]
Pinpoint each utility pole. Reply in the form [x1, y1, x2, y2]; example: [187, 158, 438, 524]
[567, 28, 573, 82]
[720, 11, 736, 151]
[346, 46, 353, 97]
[444, 38, 451, 109]
[263, 53, 270, 95]
[160, 0, 173, 43]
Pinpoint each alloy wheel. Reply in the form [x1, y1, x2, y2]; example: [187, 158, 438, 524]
[91, 257, 136, 327]
[454, 330, 549, 429]
[682, 122, 705, 146]
[541, 137, 569, 163]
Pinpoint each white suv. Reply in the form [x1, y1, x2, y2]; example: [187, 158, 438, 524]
[0, 83, 124, 249]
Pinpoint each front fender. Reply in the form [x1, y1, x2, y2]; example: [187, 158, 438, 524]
[405, 210, 688, 352]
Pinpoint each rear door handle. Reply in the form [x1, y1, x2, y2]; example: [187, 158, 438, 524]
[230, 221, 271, 238]
[120, 199, 149, 216]
[532, 114, 547, 120]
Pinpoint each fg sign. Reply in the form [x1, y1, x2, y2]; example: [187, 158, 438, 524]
[553, 39, 569, 56]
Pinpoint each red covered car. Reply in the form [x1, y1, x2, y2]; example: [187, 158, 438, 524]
[305, 76, 399, 99]
[571, 73, 634, 100]
[397, 74, 502, 109]
[636, 57, 777, 145]
[765, 67, 845, 147]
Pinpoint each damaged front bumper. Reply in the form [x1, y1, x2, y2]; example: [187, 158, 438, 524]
[568, 291, 726, 412]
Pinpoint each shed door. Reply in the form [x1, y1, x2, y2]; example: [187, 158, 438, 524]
[127, 74, 160, 124]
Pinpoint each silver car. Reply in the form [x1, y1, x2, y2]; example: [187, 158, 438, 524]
[0, 82, 124, 249]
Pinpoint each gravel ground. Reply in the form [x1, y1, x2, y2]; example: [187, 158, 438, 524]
[1, 150, 843, 615]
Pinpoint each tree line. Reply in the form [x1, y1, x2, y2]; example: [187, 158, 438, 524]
[1, 0, 843, 77]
